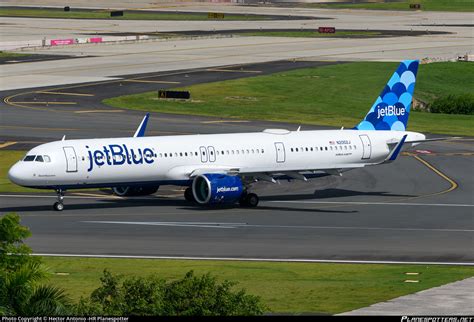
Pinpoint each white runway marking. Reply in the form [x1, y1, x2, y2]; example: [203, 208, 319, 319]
[1, 194, 472, 208]
[268, 200, 474, 207]
[33, 253, 474, 266]
[83, 220, 246, 229]
[83, 221, 474, 232]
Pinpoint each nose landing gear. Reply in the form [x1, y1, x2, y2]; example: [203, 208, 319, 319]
[53, 189, 65, 211]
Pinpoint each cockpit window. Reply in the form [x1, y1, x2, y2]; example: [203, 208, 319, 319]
[35, 155, 44, 162]
[24, 155, 35, 161]
[43, 155, 51, 163]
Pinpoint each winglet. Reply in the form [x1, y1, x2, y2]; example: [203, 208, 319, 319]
[385, 134, 407, 163]
[133, 113, 150, 137]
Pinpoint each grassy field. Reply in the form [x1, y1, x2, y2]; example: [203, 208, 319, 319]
[42, 256, 474, 314]
[0, 51, 28, 58]
[305, 0, 474, 12]
[104, 62, 474, 137]
[238, 30, 382, 38]
[0, 8, 271, 21]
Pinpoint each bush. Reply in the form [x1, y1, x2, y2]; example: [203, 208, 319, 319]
[429, 94, 474, 115]
[75, 270, 266, 316]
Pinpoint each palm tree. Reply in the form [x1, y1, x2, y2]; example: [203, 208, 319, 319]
[0, 213, 72, 316]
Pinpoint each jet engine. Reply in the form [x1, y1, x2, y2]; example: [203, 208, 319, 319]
[192, 173, 244, 205]
[112, 186, 159, 196]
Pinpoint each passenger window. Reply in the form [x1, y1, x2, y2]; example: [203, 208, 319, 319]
[261, 149, 264, 153]
[295, 148, 298, 152]
[354, 145, 357, 150]
[24, 155, 35, 161]
[35, 155, 44, 162]
[305, 147, 308, 151]
[180, 152, 183, 157]
[44, 155, 51, 162]
[344, 146, 347, 150]
[325, 147, 328, 151]
[185, 152, 188, 157]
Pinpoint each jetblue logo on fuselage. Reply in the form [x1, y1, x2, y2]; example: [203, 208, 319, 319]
[86, 144, 154, 172]
[377, 105, 405, 119]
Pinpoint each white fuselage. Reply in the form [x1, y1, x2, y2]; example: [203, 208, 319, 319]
[8, 129, 425, 189]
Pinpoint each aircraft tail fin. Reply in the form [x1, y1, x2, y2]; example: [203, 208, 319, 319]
[354, 60, 419, 131]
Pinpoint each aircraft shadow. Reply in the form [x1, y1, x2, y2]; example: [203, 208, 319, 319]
[260, 188, 414, 201]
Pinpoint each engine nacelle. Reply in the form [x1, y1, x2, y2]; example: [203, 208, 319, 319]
[112, 186, 159, 196]
[192, 174, 243, 205]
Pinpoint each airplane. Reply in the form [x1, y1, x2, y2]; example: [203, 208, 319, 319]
[8, 60, 439, 211]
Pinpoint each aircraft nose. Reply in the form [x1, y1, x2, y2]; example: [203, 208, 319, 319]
[8, 162, 26, 185]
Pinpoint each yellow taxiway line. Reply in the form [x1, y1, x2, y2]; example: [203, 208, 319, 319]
[13, 101, 77, 105]
[0, 141, 17, 149]
[123, 79, 181, 84]
[74, 110, 124, 114]
[36, 91, 95, 97]
[206, 69, 262, 73]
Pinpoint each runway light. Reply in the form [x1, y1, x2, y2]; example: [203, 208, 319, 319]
[55, 272, 70, 276]
[404, 280, 419, 283]
[405, 272, 420, 275]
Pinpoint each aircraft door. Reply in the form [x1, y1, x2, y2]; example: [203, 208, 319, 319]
[274, 142, 285, 163]
[208, 146, 216, 162]
[199, 146, 208, 163]
[63, 146, 78, 172]
[359, 135, 372, 159]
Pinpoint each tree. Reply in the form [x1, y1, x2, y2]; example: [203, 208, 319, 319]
[76, 270, 266, 316]
[0, 213, 72, 316]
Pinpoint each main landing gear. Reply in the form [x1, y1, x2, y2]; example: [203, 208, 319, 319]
[53, 189, 65, 211]
[239, 192, 259, 208]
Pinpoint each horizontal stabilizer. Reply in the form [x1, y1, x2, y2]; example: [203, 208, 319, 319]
[384, 134, 407, 163]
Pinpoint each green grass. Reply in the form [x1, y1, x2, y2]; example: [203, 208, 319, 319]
[0, 8, 272, 21]
[42, 257, 474, 314]
[305, 0, 474, 12]
[104, 62, 474, 137]
[0, 51, 28, 58]
[238, 30, 382, 38]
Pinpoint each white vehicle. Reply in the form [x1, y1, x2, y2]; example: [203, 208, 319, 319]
[9, 60, 437, 211]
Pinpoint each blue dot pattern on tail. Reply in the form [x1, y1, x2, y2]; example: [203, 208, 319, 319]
[355, 60, 419, 131]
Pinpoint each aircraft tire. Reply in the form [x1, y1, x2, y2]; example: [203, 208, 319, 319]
[246, 193, 259, 207]
[239, 193, 259, 208]
[53, 202, 64, 211]
[184, 187, 195, 202]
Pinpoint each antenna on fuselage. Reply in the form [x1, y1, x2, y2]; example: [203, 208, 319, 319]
[296, 126, 301, 132]
[61, 135, 66, 141]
